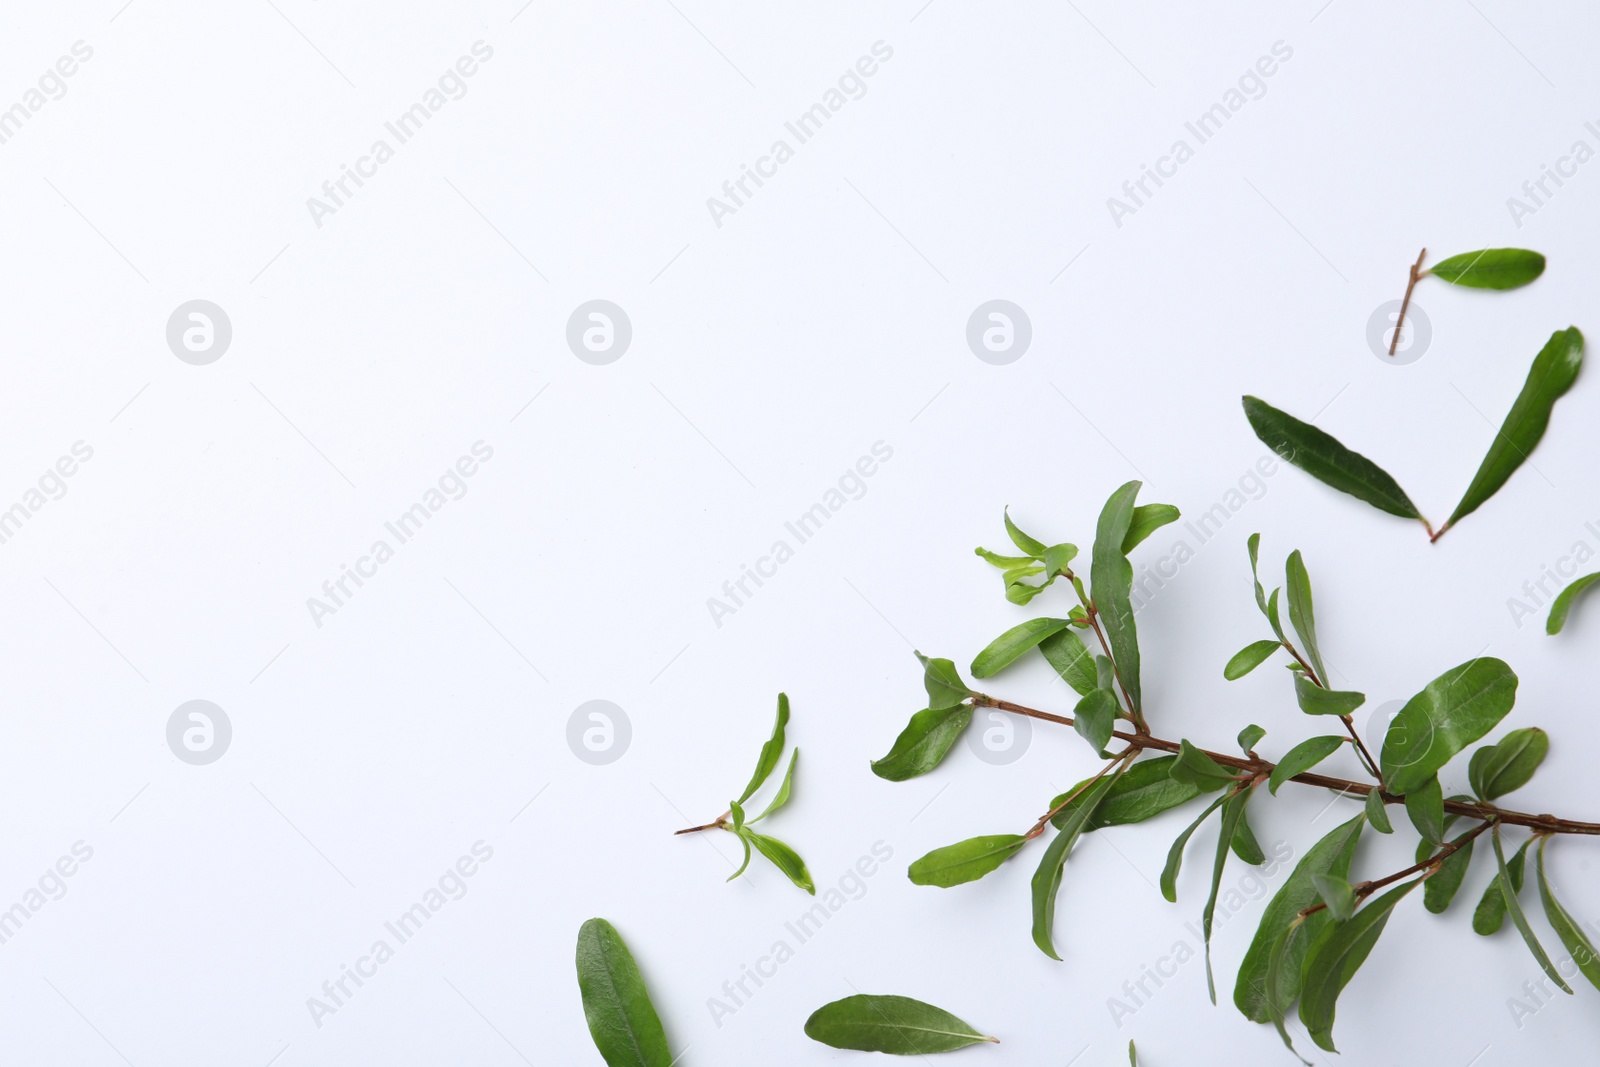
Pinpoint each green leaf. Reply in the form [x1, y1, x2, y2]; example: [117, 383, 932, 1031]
[1445, 327, 1584, 530]
[1050, 755, 1202, 831]
[908, 834, 1027, 888]
[1266, 587, 1287, 643]
[1123, 503, 1180, 553]
[804, 994, 997, 1055]
[1472, 837, 1529, 935]
[1404, 776, 1445, 845]
[870, 706, 973, 782]
[970, 618, 1072, 679]
[727, 828, 753, 881]
[575, 919, 673, 1067]
[975, 546, 1035, 570]
[1039, 629, 1097, 695]
[1128, 1038, 1138, 1066]
[1247, 535, 1289, 643]
[1284, 551, 1327, 684]
[1042, 542, 1078, 576]
[1004, 507, 1046, 557]
[1033, 761, 1129, 959]
[1231, 809, 1266, 864]
[1073, 688, 1118, 755]
[1237, 724, 1267, 753]
[1263, 925, 1312, 1065]
[1269, 736, 1346, 794]
[1364, 788, 1393, 833]
[1293, 674, 1366, 717]
[1536, 837, 1600, 993]
[1092, 480, 1144, 713]
[1468, 727, 1549, 801]
[1494, 828, 1572, 994]
[1310, 873, 1356, 922]
[751, 749, 798, 822]
[916, 652, 971, 711]
[1423, 829, 1476, 914]
[1225, 640, 1281, 681]
[1202, 789, 1250, 1002]
[1299, 879, 1421, 1052]
[1170, 740, 1236, 792]
[1234, 815, 1366, 1024]
[1160, 794, 1229, 903]
[1002, 567, 1053, 605]
[745, 829, 815, 895]
[1428, 248, 1546, 289]
[1380, 658, 1519, 794]
[1242, 395, 1424, 522]
[1094, 655, 1116, 692]
[736, 693, 790, 805]
[1548, 572, 1600, 634]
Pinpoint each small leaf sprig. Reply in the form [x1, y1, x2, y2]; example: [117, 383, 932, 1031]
[675, 693, 815, 894]
[1387, 246, 1545, 356]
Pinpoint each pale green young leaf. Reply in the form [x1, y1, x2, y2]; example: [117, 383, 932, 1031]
[975, 546, 1035, 570]
[1379, 658, 1519, 795]
[746, 829, 814, 895]
[908, 834, 1027, 889]
[1005, 507, 1047, 556]
[736, 693, 790, 805]
[1123, 503, 1180, 553]
[1225, 640, 1281, 680]
[1042, 542, 1078, 576]
[1269, 736, 1346, 794]
[576, 919, 674, 1067]
[970, 618, 1072, 679]
[804, 994, 997, 1055]
[751, 750, 798, 822]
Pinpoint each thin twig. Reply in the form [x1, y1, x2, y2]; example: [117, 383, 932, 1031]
[1389, 247, 1427, 357]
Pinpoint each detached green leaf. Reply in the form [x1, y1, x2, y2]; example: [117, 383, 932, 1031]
[1033, 761, 1129, 959]
[916, 652, 971, 711]
[1284, 551, 1327, 684]
[1160, 793, 1229, 903]
[1005, 507, 1046, 556]
[1494, 828, 1572, 994]
[1536, 838, 1600, 993]
[1202, 789, 1250, 1002]
[1298, 879, 1421, 1052]
[908, 834, 1027, 888]
[1073, 689, 1119, 755]
[1364, 788, 1393, 833]
[1404, 776, 1445, 845]
[576, 919, 673, 1067]
[1039, 629, 1097, 695]
[1445, 327, 1584, 530]
[1548, 572, 1600, 634]
[804, 994, 997, 1055]
[746, 829, 815, 895]
[751, 750, 798, 822]
[1269, 736, 1346, 794]
[1242, 396, 1424, 522]
[1293, 674, 1366, 717]
[1123, 503, 1180, 553]
[1468, 727, 1549, 801]
[1380, 658, 1519, 795]
[1051, 755, 1201, 831]
[871, 706, 973, 782]
[1310, 873, 1356, 922]
[1472, 837, 1529, 935]
[1170, 740, 1236, 792]
[1225, 640, 1281, 680]
[970, 618, 1072, 679]
[1428, 248, 1545, 289]
[736, 693, 790, 805]
[1423, 829, 1476, 914]
[1092, 481, 1144, 713]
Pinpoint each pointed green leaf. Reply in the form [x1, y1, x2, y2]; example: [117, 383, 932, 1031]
[1263, 924, 1313, 1065]
[1446, 327, 1584, 529]
[870, 706, 973, 782]
[1004, 507, 1046, 557]
[1472, 837, 1529, 935]
[1073, 688, 1118, 755]
[970, 618, 1072, 679]
[751, 749, 798, 822]
[745, 829, 814, 895]
[1033, 760, 1129, 959]
[1310, 873, 1356, 922]
[736, 694, 791, 805]
[975, 546, 1035, 570]
[1468, 727, 1548, 801]
[1548, 572, 1600, 634]
[1123, 503, 1180, 553]
[804, 994, 997, 1054]
[1238, 724, 1267, 753]
[1202, 789, 1250, 1002]
[1042, 542, 1078, 576]
[1170, 740, 1236, 792]
[1039, 629, 1097, 695]
[1380, 658, 1519, 794]
[1226, 640, 1281, 681]
[1298, 879, 1421, 1052]
[1494, 828, 1572, 993]
[1231, 808, 1266, 864]
[1160, 793, 1229, 903]
[1293, 674, 1366, 717]
[915, 652, 970, 711]
[727, 827, 753, 882]
[1284, 551, 1327, 684]
[1423, 829, 1476, 914]
[1269, 736, 1346, 794]
[1266, 587, 1287, 643]
[1536, 837, 1600, 992]
[1428, 248, 1545, 289]
[908, 834, 1027, 888]
[1092, 480, 1144, 712]
[1364, 788, 1393, 833]
[1242, 395, 1424, 522]
[1404, 776, 1445, 845]
[576, 919, 673, 1067]
[1051, 755, 1202, 831]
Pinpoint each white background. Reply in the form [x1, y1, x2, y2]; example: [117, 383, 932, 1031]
[1, 1, 1599, 1064]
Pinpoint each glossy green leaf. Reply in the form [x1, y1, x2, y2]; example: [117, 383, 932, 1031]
[1123, 503, 1180, 553]
[1039, 629, 1096, 695]
[1548, 572, 1600, 634]
[1170, 740, 1236, 792]
[1472, 837, 1529, 935]
[1266, 588, 1287, 643]
[1160, 793, 1228, 903]
[1364, 788, 1393, 833]
[970, 618, 1072, 679]
[1092, 480, 1144, 713]
[1445, 327, 1584, 530]
[1247, 534, 1289, 643]
[736, 693, 790, 805]
[870, 705, 973, 782]
[1310, 873, 1356, 922]
[1423, 829, 1476, 914]
[975, 546, 1034, 570]
[1234, 815, 1365, 1024]
[916, 652, 970, 711]
[751, 749, 798, 822]
[1051, 755, 1201, 831]
[804, 994, 997, 1055]
[1225, 640, 1281, 681]
[1380, 658, 1519, 795]
[1202, 789, 1250, 1002]
[1033, 761, 1128, 959]
[1005, 507, 1046, 556]
[1042, 542, 1078, 576]
[908, 834, 1027, 888]
[1298, 879, 1420, 1052]
[1536, 837, 1600, 992]
[1073, 688, 1118, 755]
[1238, 724, 1267, 753]
[1468, 727, 1548, 801]
[1428, 248, 1545, 289]
[1094, 655, 1116, 692]
[1284, 551, 1326, 684]
[1263, 925, 1312, 1065]
[1494, 828, 1571, 994]
[1231, 809, 1266, 865]
[746, 829, 815, 895]
[1404, 776, 1445, 845]
[1293, 674, 1366, 717]
[727, 801, 753, 882]
[1002, 567, 1052, 605]
[576, 919, 673, 1067]
[1242, 395, 1424, 522]
[1269, 736, 1346, 794]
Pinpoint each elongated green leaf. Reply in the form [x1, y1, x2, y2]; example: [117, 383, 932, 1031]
[736, 693, 790, 804]
[746, 829, 814, 895]
[1495, 828, 1572, 993]
[1073, 688, 1118, 755]
[1446, 327, 1584, 529]
[1428, 248, 1545, 289]
[1005, 507, 1046, 556]
[1231, 809, 1266, 864]
[576, 919, 673, 1067]
[1242, 396, 1424, 522]
[1364, 788, 1393, 833]
[1404, 776, 1445, 845]
[1051, 755, 1202, 831]
[1123, 503, 1180, 553]
[1033, 761, 1129, 959]
[1226, 640, 1281, 681]
[1202, 789, 1250, 1002]
[1004, 571, 1054, 604]
[1238, 724, 1267, 753]
[1536, 838, 1600, 992]
[1092, 481, 1144, 713]
[1468, 727, 1548, 801]
[1284, 551, 1326, 684]
[1311, 873, 1356, 922]
[1270, 736, 1346, 794]
[1161, 794, 1229, 903]
[971, 618, 1072, 679]
[908, 834, 1027, 888]
[1549, 572, 1600, 634]
[804, 994, 997, 1054]
[1234, 815, 1366, 1024]
[1298, 879, 1421, 1052]
[916, 652, 971, 711]
[1039, 629, 1097, 695]
[1472, 837, 1529, 935]
[1247, 535, 1290, 643]
[975, 546, 1034, 570]
[751, 750, 798, 822]
[1263, 925, 1312, 1065]
[1170, 740, 1236, 792]
[871, 705, 973, 782]
[1380, 658, 1519, 794]
[1423, 829, 1476, 914]
[1266, 588, 1287, 643]
[727, 827, 753, 882]
[1293, 674, 1365, 717]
